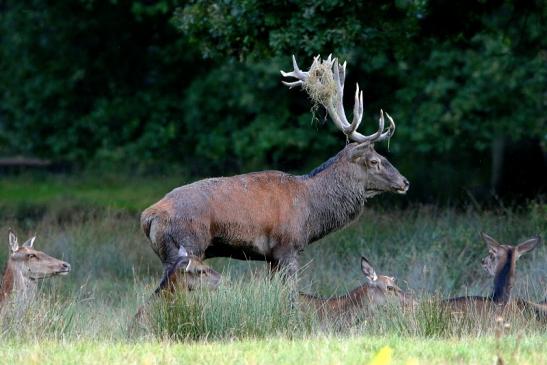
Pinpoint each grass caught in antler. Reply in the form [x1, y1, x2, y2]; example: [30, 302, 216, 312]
[302, 57, 338, 110]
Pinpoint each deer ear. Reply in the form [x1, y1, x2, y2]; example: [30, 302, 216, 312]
[516, 236, 540, 259]
[184, 259, 193, 272]
[349, 142, 372, 161]
[481, 232, 500, 252]
[8, 230, 18, 253]
[22, 236, 36, 248]
[361, 256, 377, 281]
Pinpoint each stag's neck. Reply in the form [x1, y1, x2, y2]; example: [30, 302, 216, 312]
[303, 156, 367, 243]
[0, 260, 37, 307]
[492, 251, 514, 304]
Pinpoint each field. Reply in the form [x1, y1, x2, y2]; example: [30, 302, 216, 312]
[0, 175, 545, 364]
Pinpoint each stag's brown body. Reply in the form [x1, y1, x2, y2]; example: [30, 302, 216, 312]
[142, 144, 407, 274]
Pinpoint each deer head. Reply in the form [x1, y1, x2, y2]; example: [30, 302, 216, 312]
[282, 55, 409, 196]
[480, 232, 541, 303]
[8, 229, 71, 281]
[360, 256, 415, 307]
[165, 257, 221, 292]
[480, 232, 540, 276]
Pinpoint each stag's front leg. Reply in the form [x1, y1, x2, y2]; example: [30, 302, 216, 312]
[272, 249, 300, 307]
[277, 253, 299, 279]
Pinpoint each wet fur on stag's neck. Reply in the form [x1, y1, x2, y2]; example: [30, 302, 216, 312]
[491, 249, 514, 303]
[0, 260, 37, 307]
[304, 150, 368, 242]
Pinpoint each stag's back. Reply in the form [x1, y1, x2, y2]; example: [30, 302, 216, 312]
[141, 172, 310, 252]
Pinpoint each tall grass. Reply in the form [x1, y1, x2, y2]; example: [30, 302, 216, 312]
[149, 273, 315, 340]
[0, 201, 545, 342]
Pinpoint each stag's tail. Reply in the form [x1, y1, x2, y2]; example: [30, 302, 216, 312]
[140, 210, 156, 240]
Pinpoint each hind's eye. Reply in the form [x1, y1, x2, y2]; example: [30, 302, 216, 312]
[27, 254, 37, 259]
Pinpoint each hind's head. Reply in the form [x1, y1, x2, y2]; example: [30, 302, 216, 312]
[480, 232, 541, 277]
[167, 257, 221, 291]
[360, 256, 415, 308]
[8, 230, 71, 280]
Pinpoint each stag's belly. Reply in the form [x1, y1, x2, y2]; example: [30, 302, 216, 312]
[205, 234, 278, 261]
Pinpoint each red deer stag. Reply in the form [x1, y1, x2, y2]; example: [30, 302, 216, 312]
[299, 257, 416, 319]
[444, 233, 544, 319]
[141, 55, 409, 293]
[0, 230, 71, 310]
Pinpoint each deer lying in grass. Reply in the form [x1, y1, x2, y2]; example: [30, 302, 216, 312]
[444, 233, 544, 319]
[0, 230, 70, 310]
[299, 257, 416, 319]
[141, 54, 408, 295]
[132, 255, 221, 328]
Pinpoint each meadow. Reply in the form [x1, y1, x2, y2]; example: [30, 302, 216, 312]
[0, 175, 545, 364]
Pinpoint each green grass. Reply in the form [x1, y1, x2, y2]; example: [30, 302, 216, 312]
[0, 174, 183, 214]
[1, 335, 545, 365]
[0, 175, 545, 363]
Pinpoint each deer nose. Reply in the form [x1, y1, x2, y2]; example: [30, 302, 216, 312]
[397, 178, 409, 193]
[62, 262, 71, 272]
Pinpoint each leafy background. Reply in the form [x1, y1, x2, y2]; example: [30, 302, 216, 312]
[1, 0, 545, 201]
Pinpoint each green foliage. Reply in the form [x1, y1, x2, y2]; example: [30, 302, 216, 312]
[181, 59, 339, 173]
[0, 1, 545, 192]
[175, 1, 423, 60]
[0, 0, 198, 169]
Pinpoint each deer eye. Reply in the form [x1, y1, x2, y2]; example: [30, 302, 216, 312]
[27, 254, 37, 259]
[370, 159, 378, 165]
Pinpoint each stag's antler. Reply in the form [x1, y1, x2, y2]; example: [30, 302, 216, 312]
[281, 55, 395, 143]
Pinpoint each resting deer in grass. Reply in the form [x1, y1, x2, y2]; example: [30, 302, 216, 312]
[299, 257, 416, 319]
[444, 233, 545, 319]
[131, 256, 221, 328]
[141, 55, 409, 294]
[0, 230, 70, 310]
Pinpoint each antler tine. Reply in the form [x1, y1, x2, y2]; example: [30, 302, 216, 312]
[375, 111, 396, 142]
[281, 80, 303, 89]
[280, 55, 309, 83]
[339, 61, 346, 90]
[331, 59, 349, 128]
[350, 84, 363, 133]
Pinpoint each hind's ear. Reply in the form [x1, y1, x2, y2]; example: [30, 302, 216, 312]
[516, 236, 541, 259]
[361, 256, 377, 281]
[8, 230, 18, 253]
[22, 236, 36, 248]
[481, 232, 500, 252]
